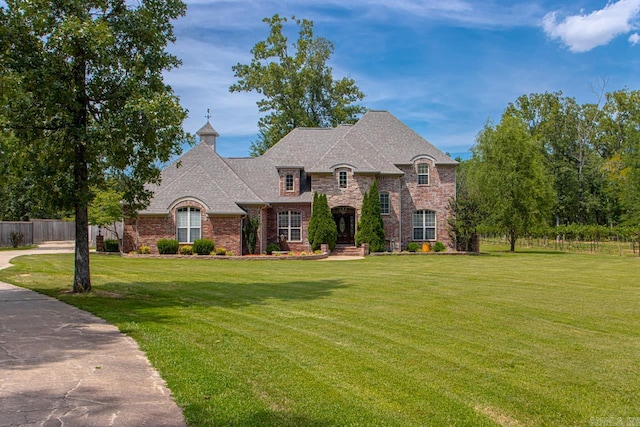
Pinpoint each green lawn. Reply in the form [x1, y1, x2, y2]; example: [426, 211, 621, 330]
[1, 252, 639, 426]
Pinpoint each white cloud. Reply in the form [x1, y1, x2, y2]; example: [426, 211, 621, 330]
[630, 32, 640, 44]
[542, 0, 640, 52]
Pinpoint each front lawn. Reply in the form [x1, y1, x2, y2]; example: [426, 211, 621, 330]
[1, 253, 638, 426]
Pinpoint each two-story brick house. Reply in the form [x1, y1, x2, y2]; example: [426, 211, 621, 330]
[123, 110, 457, 254]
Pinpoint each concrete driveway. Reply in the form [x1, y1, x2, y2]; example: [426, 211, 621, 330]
[0, 242, 187, 426]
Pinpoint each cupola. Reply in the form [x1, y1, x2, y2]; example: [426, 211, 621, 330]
[197, 120, 220, 151]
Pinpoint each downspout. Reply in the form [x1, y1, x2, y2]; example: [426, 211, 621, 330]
[398, 174, 403, 251]
[240, 214, 246, 255]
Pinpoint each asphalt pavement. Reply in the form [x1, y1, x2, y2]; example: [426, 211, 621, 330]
[0, 242, 186, 426]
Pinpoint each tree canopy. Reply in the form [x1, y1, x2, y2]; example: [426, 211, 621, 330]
[470, 114, 555, 251]
[0, 0, 188, 291]
[230, 14, 366, 156]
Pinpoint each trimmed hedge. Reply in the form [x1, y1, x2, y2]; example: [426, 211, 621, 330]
[407, 242, 420, 252]
[193, 239, 215, 255]
[157, 239, 179, 255]
[104, 239, 119, 252]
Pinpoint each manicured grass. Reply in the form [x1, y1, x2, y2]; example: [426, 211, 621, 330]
[1, 253, 639, 426]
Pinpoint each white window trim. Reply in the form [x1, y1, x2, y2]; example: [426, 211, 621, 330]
[412, 210, 436, 241]
[176, 207, 201, 243]
[338, 171, 348, 189]
[278, 211, 302, 242]
[417, 163, 429, 186]
[285, 174, 294, 192]
[380, 192, 390, 215]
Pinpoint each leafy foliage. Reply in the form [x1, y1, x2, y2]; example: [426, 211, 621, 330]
[355, 179, 386, 252]
[0, 0, 188, 291]
[243, 216, 260, 255]
[193, 239, 215, 255]
[266, 242, 280, 255]
[157, 239, 179, 255]
[448, 159, 484, 252]
[230, 14, 366, 156]
[471, 114, 555, 251]
[433, 241, 446, 252]
[406, 242, 420, 252]
[104, 239, 119, 253]
[308, 193, 337, 251]
[179, 245, 193, 256]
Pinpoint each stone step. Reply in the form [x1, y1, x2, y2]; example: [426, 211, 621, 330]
[331, 246, 362, 256]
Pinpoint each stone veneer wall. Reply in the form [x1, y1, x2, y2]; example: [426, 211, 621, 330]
[266, 203, 312, 252]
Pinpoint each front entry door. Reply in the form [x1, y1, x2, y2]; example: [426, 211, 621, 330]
[332, 207, 355, 245]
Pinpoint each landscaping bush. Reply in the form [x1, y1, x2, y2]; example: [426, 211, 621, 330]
[9, 231, 24, 248]
[215, 247, 227, 256]
[157, 239, 179, 254]
[193, 239, 215, 255]
[180, 245, 193, 255]
[407, 242, 420, 252]
[138, 245, 151, 254]
[266, 242, 280, 255]
[226, 251, 234, 256]
[433, 241, 446, 252]
[104, 239, 119, 252]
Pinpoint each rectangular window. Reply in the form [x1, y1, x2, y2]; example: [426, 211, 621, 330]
[177, 207, 201, 243]
[285, 174, 294, 191]
[278, 211, 302, 242]
[338, 171, 348, 189]
[380, 192, 390, 215]
[412, 210, 436, 240]
[418, 164, 429, 185]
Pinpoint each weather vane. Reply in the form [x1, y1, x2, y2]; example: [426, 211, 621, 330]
[205, 108, 212, 121]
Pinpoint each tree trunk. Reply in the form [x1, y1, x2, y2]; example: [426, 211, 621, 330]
[509, 230, 516, 252]
[73, 202, 91, 293]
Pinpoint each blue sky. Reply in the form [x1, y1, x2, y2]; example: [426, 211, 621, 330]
[166, 0, 640, 159]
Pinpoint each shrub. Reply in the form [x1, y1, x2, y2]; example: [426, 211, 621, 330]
[9, 231, 24, 248]
[266, 242, 280, 255]
[157, 239, 179, 254]
[104, 239, 119, 252]
[138, 245, 151, 254]
[226, 251, 234, 257]
[180, 245, 193, 255]
[355, 179, 386, 252]
[215, 247, 227, 255]
[407, 242, 420, 252]
[433, 241, 446, 252]
[193, 239, 215, 255]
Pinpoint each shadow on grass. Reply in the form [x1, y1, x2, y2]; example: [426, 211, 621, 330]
[198, 410, 336, 427]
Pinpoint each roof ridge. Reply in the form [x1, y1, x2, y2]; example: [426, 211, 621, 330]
[222, 157, 265, 204]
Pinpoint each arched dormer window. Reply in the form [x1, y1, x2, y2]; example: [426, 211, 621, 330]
[177, 207, 201, 243]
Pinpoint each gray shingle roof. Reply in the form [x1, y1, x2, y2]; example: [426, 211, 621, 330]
[142, 110, 456, 215]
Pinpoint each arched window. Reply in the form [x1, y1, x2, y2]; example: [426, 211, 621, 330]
[338, 171, 348, 189]
[413, 210, 436, 240]
[177, 207, 201, 243]
[278, 211, 302, 242]
[379, 191, 390, 215]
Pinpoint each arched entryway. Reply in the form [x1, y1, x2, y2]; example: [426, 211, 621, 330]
[331, 206, 356, 245]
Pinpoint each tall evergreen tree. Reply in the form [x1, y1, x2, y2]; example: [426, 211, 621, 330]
[309, 193, 337, 251]
[355, 179, 386, 252]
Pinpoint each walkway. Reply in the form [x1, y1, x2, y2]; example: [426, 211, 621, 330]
[0, 242, 186, 426]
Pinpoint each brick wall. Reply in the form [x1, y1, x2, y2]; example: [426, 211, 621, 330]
[266, 203, 312, 252]
[278, 168, 301, 197]
[400, 161, 456, 249]
[211, 216, 242, 255]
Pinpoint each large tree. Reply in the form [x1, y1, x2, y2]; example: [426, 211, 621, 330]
[471, 114, 555, 251]
[230, 14, 366, 156]
[0, 0, 188, 292]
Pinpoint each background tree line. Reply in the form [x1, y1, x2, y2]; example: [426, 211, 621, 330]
[452, 87, 640, 251]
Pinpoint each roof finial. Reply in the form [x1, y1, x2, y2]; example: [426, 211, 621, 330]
[205, 108, 212, 121]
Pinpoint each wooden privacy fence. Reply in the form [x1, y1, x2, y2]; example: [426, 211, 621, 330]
[0, 220, 76, 247]
[1, 220, 123, 247]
